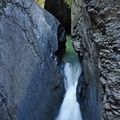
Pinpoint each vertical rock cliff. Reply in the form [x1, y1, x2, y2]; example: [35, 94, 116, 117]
[85, 0, 120, 119]
[72, 0, 101, 120]
[0, 0, 65, 119]
[72, 0, 120, 120]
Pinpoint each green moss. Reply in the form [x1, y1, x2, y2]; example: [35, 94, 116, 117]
[65, 0, 71, 9]
[35, 0, 45, 8]
[63, 36, 79, 64]
[65, 0, 71, 5]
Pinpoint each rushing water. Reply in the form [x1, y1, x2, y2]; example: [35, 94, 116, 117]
[55, 36, 83, 120]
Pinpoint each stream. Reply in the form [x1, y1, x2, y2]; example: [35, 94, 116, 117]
[55, 36, 83, 120]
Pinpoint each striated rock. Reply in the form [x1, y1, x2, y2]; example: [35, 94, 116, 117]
[44, 0, 71, 34]
[0, 0, 65, 119]
[84, 0, 120, 119]
[72, 0, 101, 120]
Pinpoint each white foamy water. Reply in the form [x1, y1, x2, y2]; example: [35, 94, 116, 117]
[55, 63, 82, 120]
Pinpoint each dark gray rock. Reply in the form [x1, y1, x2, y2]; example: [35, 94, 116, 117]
[0, 0, 65, 119]
[72, 0, 102, 120]
[85, 0, 120, 119]
[45, 0, 71, 34]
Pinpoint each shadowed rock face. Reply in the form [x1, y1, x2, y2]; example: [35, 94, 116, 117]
[45, 0, 71, 34]
[0, 0, 65, 119]
[72, 0, 101, 120]
[85, 0, 120, 119]
[72, 0, 120, 120]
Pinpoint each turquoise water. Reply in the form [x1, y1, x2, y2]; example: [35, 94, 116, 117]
[63, 36, 79, 64]
[55, 36, 82, 120]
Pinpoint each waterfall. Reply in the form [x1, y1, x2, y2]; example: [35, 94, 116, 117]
[55, 36, 83, 120]
[55, 62, 82, 120]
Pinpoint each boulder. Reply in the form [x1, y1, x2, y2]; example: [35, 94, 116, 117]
[0, 0, 65, 119]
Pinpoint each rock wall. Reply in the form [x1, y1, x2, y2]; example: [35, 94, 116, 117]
[85, 0, 120, 119]
[0, 0, 65, 119]
[72, 0, 120, 120]
[72, 0, 101, 120]
[45, 0, 71, 34]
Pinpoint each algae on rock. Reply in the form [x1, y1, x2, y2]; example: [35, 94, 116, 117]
[35, 0, 45, 8]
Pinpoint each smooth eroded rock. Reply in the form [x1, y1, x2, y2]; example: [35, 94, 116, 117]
[0, 0, 65, 119]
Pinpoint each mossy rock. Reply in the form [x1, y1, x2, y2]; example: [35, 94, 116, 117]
[35, 0, 45, 8]
[65, 0, 71, 7]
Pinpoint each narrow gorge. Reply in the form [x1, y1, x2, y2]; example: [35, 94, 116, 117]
[0, 0, 120, 120]
[56, 37, 83, 120]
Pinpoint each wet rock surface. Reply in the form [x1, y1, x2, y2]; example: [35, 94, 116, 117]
[85, 0, 120, 119]
[0, 0, 65, 119]
[73, 0, 120, 119]
[45, 0, 71, 34]
[72, 0, 101, 120]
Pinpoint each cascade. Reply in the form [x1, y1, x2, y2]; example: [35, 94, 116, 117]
[55, 36, 83, 120]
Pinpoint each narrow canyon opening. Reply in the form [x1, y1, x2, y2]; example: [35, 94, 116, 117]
[0, 0, 102, 120]
[55, 36, 83, 120]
